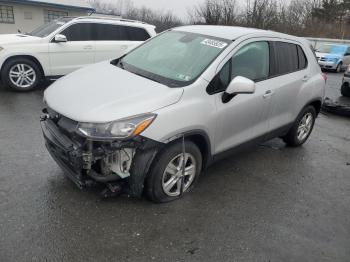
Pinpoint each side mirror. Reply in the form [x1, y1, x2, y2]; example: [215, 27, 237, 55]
[222, 76, 256, 103]
[54, 34, 67, 43]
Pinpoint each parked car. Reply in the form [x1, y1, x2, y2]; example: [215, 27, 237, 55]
[315, 44, 350, 72]
[0, 16, 156, 91]
[41, 26, 326, 202]
[341, 65, 350, 97]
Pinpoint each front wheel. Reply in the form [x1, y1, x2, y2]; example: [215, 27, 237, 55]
[1, 58, 42, 92]
[146, 141, 202, 203]
[282, 106, 316, 147]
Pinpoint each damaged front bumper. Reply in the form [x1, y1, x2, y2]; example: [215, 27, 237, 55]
[40, 108, 163, 197]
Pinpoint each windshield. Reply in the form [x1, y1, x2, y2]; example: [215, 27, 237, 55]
[316, 44, 348, 55]
[29, 18, 73, 37]
[120, 31, 231, 87]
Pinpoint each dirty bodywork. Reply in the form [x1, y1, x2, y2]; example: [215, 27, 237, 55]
[41, 108, 163, 197]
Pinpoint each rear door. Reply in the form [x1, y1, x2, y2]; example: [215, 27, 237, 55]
[267, 41, 310, 132]
[48, 23, 95, 76]
[93, 23, 151, 62]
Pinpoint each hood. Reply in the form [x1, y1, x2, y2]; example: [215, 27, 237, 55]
[44, 61, 184, 123]
[315, 52, 343, 59]
[0, 34, 42, 45]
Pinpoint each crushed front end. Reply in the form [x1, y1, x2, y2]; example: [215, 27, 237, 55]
[40, 108, 163, 197]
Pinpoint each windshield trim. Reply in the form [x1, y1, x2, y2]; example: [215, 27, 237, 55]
[119, 30, 233, 88]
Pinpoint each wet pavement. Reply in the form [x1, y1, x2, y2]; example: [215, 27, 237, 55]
[0, 73, 349, 262]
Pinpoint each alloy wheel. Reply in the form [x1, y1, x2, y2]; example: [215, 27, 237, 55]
[297, 112, 313, 141]
[9, 64, 36, 89]
[162, 153, 197, 197]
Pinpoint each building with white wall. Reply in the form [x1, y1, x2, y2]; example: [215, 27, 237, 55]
[0, 0, 95, 34]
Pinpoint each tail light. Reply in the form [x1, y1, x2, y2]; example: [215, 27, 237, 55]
[322, 73, 328, 82]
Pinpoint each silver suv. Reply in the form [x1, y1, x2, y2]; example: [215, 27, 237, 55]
[41, 26, 326, 202]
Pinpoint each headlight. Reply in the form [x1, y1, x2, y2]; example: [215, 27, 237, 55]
[77, 113, 157, 140]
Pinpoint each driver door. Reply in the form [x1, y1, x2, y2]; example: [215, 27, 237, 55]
[48, 23, 95, 76]
[212, 41, 273, 154]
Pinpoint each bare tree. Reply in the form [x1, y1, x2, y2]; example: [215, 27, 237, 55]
[189, 0, 238, 25]
[244, 0, 280, 29]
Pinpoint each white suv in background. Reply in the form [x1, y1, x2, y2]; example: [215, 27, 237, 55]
[0, 16, 156, 91]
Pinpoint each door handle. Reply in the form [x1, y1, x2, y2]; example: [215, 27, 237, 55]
[263, 90, 273, 98]
[121, 45, 128, 50]
[302, 75, 309, 82]
[83, 45, 93, 50]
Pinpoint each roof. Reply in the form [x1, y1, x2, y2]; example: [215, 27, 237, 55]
[174, 25, 295, 41]
[73, 16, 156, 29]
[2, 0, 95, 11]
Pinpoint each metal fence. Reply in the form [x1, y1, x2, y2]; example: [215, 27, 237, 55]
[306, 37, 350, 49]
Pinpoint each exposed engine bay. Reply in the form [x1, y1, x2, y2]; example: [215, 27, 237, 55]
[40, 108, 163, 197]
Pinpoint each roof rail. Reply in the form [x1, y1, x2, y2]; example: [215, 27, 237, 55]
[74, 16, 149, 25]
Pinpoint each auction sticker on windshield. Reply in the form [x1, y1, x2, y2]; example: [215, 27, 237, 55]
[201, 39, 228, 49]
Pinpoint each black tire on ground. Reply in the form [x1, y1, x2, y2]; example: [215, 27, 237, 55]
[282, 106, 317, 147]
[145, 141, 202, 203]
[341, 83, 350, 97]
[1, 57, 42, 92]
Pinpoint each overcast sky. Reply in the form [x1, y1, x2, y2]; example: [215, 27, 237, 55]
[104, 0, 206, 19]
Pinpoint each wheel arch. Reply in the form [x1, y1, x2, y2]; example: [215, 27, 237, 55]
[308, 99, 322, 116]
[164, 130, 213, 170]
[1, 55, 45, 79]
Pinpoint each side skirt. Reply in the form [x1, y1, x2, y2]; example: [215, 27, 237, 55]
[209, 123, 293, 166]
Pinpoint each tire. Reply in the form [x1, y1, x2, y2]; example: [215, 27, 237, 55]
[1, 57, 42, 92]
[282, 106, 316, 147]
[341, 83, 350, 97]
[146, 141, 202, 203]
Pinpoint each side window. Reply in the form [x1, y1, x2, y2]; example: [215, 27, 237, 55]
[346, 47, 350, 56]
[92, 24, 150, 41]
[61, 23, 92, 41]
[231, 41, 270, 81]
[274, 42, 299, 75]
[207, 41, 270, 94]
[93, 23, 121, 41]
[297, 45, 308, 70]
[123, 26, 151, 41]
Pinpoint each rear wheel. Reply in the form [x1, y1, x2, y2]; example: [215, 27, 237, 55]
[341, 82, 350, 97]
[282, 106, 316, 147]
[146, 141, 202, 203]
[1, 58, 42, 92]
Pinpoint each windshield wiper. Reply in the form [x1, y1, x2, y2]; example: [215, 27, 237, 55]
[132, 71, 162, 84]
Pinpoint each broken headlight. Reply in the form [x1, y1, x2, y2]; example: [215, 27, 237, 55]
[77, 113, 156, 140]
